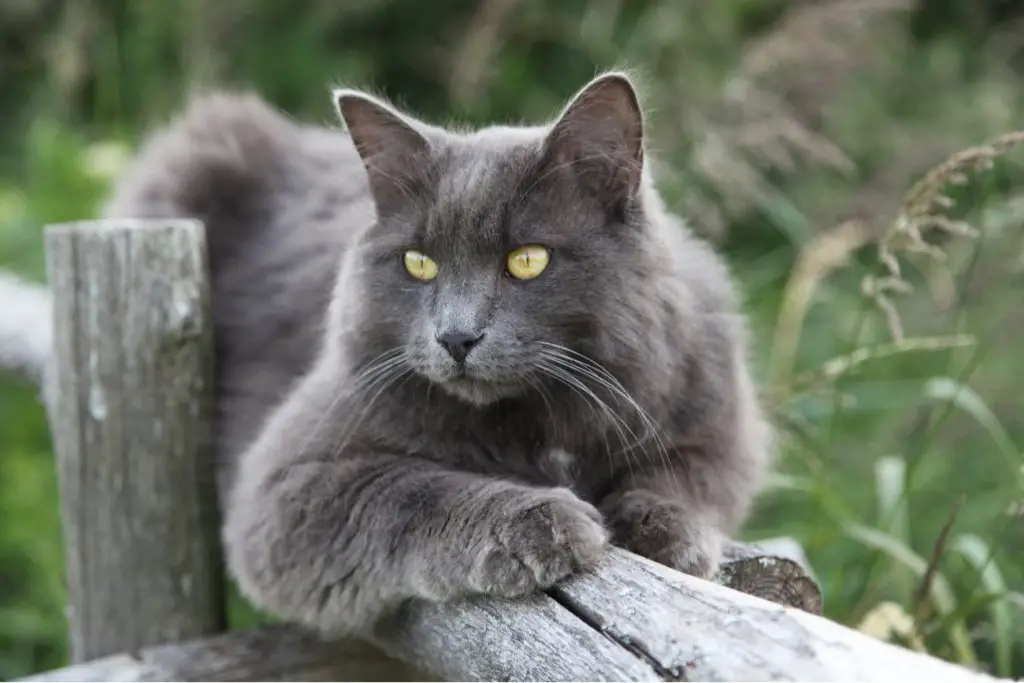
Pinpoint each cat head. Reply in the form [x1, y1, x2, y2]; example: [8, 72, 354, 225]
[332, 72, 658, 405]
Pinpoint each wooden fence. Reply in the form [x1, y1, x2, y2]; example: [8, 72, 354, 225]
[0, 219, 1005, 681]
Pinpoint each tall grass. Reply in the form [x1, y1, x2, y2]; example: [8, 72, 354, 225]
[761, 133, 1024, 676]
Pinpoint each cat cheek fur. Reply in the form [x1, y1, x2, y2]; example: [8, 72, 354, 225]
[101, 71, 773, 637]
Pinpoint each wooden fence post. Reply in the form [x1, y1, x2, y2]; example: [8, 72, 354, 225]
[43, 219, 226, 663]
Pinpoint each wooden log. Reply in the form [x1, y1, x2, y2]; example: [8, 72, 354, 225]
[717, 536, 822, 614]
[42, 219, 226, 663]
[18, 547, 1000, 682]
[15, 625, 427, 682]
[12, 540, 826, 682]
[371, 547, 997, 681]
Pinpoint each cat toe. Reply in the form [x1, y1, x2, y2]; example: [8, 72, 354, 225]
[474, 489, 609, 597]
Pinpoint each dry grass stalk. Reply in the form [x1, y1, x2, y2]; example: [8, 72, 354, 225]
[912, 496, 965, 627]
[447, 0, 523, 107]
[794, 334, 978, 391]
[687, 0, 915, 233]
[768, 218, 873, 393]
[770, 132, 1024, 403]
[865, 131, 1024, 340]
[741, 0, 915, 80]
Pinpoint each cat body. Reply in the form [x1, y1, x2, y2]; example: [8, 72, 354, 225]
[104, 73, 773, 635]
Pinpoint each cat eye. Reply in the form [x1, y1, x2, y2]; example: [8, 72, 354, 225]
[506, 245, 550, 280]
[402, 249, 439, 282]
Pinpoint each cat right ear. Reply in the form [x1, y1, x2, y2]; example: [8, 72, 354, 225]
[543, 72, 645, 212]
[333, 89, 430, 214]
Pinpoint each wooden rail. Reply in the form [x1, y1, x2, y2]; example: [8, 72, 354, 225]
[0, 219, 1004, 681]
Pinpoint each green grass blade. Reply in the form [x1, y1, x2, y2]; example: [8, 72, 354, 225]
[873, 455, 913, 597]
[874, 455, 911, 541]
[951, 534, 1013, 677]
[923, 377, 1024, 492]
[842, 521, 977, 666]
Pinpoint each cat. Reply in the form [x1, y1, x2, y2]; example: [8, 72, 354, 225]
[103, 71, 774, 636]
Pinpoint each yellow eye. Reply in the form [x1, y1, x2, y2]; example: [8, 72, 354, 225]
[403, 250, 439, 281]
[506, 245, 550, 280]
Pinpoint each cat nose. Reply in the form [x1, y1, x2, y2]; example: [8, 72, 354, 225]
[436, 331, 484, 363]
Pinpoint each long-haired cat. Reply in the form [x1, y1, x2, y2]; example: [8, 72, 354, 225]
[103, 71, 773, 635]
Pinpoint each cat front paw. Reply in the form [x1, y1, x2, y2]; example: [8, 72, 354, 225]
[604, 490, 723, 578]
[471, 487, 609, 597]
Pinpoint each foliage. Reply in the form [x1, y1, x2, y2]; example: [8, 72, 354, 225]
[1, 0, 1023, 678]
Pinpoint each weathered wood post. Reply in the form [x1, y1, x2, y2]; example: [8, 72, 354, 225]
[43, 219, 226, 662]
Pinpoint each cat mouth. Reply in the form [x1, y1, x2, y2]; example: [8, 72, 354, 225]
[436, 359, 484, 383]
[446, 373, 489, 389]
[437, 373, 524, 404]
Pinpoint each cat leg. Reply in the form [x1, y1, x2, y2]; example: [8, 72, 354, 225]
[221, 366, 608, 636]
[598, 440, 759, 578]
[600, 319, 772, 577]
[225, 455, 608, 635]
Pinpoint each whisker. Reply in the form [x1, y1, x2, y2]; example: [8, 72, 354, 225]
[288, 347, 407, 458]
[328, 353, 413, 456]
[533, 359, 624, 480]
[523, 371, 569, 462]
[537, 354, 645, 453]
[534, 356, 640, 482]
[537, 342, 679, 492]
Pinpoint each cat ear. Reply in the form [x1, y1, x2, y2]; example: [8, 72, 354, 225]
[333, 89, 430, 214]
[544, 72, 645, 208]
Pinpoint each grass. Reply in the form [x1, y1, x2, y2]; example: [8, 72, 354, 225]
[1, 0, 1023, 678]
[742, 126, 1024, 677]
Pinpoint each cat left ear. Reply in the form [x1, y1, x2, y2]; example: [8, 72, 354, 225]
[544, 72, 645, 208]
[333, 89, 431, 215]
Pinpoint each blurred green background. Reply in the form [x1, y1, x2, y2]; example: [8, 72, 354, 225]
[2, 0, 1024, 678]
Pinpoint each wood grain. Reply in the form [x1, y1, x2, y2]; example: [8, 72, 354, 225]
[20, 548, 999, 682]
[43, 219, 226, 663]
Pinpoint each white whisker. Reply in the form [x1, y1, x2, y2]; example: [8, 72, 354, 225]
[537, 342, 678, 491]
[288, 347, 405, 458]
[328, 351, 413, 456]
[534, 357, 640, 482]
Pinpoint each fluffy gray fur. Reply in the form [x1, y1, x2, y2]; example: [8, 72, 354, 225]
[102, 72, 773, 636]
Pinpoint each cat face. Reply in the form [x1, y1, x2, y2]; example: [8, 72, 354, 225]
[334, 73, 649, 405]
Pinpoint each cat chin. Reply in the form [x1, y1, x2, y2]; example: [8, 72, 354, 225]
[434, 376, 526, 406]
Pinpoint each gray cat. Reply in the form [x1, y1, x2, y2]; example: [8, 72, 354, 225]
[103, 71, 773, 636]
